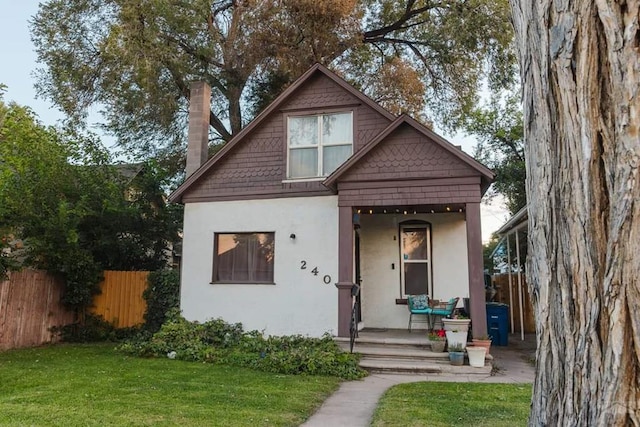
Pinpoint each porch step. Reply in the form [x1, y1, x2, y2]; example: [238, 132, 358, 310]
[359, 358, 492, 376]
[335, 334, 493, 376]
[334, 335, 430, 351]
[341, 343, 450, 362]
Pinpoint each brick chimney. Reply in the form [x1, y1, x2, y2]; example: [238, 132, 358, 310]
[186, 81, 211, 177]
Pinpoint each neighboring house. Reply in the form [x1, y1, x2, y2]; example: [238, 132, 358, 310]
[170, 64, 494, 338]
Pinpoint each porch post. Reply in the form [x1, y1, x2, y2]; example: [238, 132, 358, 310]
[336, 205, 354, 337]
[466, 202, 487, 338]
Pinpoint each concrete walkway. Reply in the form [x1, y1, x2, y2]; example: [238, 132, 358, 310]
[301, 336, 536, 427]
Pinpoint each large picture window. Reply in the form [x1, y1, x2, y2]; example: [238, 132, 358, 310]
[287, 112, 353, 179]
[213, 233, 275, 283]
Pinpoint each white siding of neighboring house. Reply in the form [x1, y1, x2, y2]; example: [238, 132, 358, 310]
[180, 195, 339, 337]
[359, 213, 469, 330]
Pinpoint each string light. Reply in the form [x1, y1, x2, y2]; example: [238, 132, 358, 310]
[446, 206, 451, 211]
[369, 209, 373, 214]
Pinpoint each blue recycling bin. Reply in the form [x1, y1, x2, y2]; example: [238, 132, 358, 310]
[486, 302, 509, 346]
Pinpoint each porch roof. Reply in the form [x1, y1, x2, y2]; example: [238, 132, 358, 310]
[324, 114, 494, 194]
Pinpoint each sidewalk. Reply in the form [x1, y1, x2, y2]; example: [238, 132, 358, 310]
[302, 335, 536, 427]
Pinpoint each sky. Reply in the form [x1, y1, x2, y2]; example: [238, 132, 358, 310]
[0, 1, 511, 242]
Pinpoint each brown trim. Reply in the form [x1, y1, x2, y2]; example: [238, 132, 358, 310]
[210, 281, 276, 285]
[465, 202, 487, 338]
[323, 115, 494, 191]
[169, 63, 395, 203]
[337, 206, 354, 337]
[337, 177, 480, 190]
[182, 189, 335, 204]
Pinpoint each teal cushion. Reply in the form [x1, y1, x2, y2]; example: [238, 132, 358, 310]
[409, 294, 429, 310]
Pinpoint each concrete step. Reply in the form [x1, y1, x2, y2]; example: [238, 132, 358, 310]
[334, 335, 431, 351]
[349, 344, 450, 362]
[359, 358, 492, 375]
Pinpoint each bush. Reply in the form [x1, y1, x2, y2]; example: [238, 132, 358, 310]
[143, 269, 180, 332]
[118, 312, 367, 380]
[52, 313, 141, 343]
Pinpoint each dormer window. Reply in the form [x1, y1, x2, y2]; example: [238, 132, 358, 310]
[287, 112, 353, 179]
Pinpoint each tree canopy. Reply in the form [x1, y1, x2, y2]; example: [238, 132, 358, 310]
[0, 90, 181, 309]
[31, 0, 515, 160]
[465, 93, 525, 215]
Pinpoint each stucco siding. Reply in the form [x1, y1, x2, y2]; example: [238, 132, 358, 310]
[180, 196, 339, 337]
[359, 213, 469, 330]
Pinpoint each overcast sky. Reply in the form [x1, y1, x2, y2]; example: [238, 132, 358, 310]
[0, 1, 510, 241]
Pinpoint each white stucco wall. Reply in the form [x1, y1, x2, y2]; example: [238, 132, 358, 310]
[180, 196, 339, 337]
[359, 213, 469, 330]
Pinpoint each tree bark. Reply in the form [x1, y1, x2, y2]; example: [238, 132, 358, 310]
[510, 0, 640, 425]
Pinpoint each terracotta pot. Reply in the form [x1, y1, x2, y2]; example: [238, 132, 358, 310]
[472, 338, 492, 356]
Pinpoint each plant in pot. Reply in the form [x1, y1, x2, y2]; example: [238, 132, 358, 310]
[445, 328, 468, 350]
[442, 313, 471, 333]
[448, 343, 465, 366]
[428, 329, 446, 352]
[472, 335, 492, 356]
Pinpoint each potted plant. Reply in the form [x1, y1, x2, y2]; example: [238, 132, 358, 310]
[448, 343, 465, 366]
[442, 313, 471, 333]
[445, 328, 468, 350]
[466, 346, 487, 367]
[428, 329, 446, 352]
[472, 335, 492, 356]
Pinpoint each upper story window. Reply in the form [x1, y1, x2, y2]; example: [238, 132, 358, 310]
[287, 112, 353, 179]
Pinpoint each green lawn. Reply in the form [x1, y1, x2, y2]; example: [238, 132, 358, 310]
[0, 344, 341, 426]
[371, 382, 532, 427]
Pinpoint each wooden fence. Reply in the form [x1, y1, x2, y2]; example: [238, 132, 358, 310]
[0, 270, 74, 350]
[491, 273, 536, 333]
[90, 270, 149, 328]
[0, 269, 150, 350]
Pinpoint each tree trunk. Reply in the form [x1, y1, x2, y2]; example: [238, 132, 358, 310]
[509, 0, 640, 425]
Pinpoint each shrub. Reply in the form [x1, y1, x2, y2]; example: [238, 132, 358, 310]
[143, 269, 180, 332]
[52, 313, 141, 343]
[118, 313, 367, 380]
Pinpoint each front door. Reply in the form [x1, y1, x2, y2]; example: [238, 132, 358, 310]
[400, 225, 432, 296]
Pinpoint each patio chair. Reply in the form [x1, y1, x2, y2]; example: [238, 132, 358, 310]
[407, 294, 430, 332]
[427, 297, 460, 330]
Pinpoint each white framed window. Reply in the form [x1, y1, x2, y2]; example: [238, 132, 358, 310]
[400, 224, 433, 297]
[287, 112, 353, 179]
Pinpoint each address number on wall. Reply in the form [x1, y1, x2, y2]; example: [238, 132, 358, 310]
[300, 260, 332, 284]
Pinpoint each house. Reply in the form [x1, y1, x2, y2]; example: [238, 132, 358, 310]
[169, 64, 494, 338]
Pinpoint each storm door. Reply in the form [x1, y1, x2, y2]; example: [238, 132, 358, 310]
[400, 224, 432, 297]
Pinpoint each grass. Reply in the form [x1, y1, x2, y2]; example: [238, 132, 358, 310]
[371, 382, 532, 427]
[0, 343, 341, 426]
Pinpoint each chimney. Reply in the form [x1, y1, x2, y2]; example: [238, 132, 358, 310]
[186, 81, 211, 177]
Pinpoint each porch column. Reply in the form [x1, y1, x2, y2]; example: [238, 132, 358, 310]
[336, 205, 354, 337]
[466, 202, 487, 338]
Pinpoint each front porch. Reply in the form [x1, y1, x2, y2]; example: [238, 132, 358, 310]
[335, 328, 493, 376]
[336, 202, 487, 338]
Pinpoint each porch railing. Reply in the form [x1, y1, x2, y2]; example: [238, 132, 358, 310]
[349, 284, 360, 353]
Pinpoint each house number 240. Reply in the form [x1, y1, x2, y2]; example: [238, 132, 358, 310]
[300, 261, 332, 284]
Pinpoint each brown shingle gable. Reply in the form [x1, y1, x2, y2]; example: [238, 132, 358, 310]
[169, 63, 394, 203]
[324, 115, 494, 194]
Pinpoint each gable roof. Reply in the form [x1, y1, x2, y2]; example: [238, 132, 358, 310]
[169, 63, 395, 203]
[323, 114, 494, 193]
